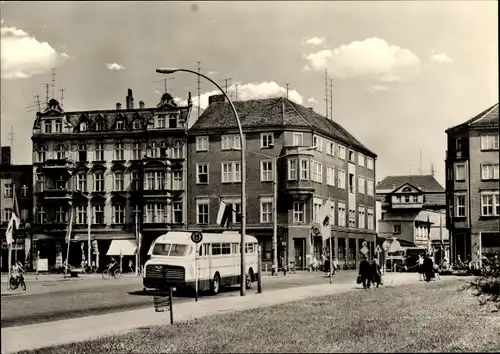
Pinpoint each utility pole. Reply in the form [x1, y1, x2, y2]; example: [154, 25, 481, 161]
[329, 79, 333, 120]
[51, 68, 56, 99]
[197, 61, 201, 119]
[36, 95, 41, 112]
[59, 89, 66, 108]
[45, 84, 50, 109]
[324, 68, 329, 119]
[286, 83, 289, 99]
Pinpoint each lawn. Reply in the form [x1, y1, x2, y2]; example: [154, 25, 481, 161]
[23, 279, 500, 353]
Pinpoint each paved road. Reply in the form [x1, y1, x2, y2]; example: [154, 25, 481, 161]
[1, 271, 357, 328]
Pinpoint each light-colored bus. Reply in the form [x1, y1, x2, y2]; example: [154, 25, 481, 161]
[143, 231, 259, 295]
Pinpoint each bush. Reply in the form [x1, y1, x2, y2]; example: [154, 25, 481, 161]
[465, 261, 500, 312]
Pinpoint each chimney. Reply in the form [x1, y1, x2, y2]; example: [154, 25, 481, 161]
[188, 92, 192, 105]
[116, 102, 121, 110]
[139, 101, 145, 109]
[208, 94, 225, 105]
[126, 88, 134, 109]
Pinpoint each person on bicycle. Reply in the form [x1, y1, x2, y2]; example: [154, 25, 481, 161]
[11, 261, 25, 282]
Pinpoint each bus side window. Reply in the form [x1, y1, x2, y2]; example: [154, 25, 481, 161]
[232, 243, 239, 254]
[203, 243, 210, 256]
[199, 244, 203, 257]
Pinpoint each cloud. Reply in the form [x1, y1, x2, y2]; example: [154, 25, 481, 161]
[430, 52, 455, 64]
[302, 65, 311, 72]
[303, 37, 422, 82]
[106, 63, 125, 71]
[175, 81, 304, 110]
[61, 53, 76, 60]
[1, 22, 67, 79]
[303, 37, 325, 46]
[307, 97, 318, 104]
[368, 85, 388, 92]
[207, 71, 218, 76]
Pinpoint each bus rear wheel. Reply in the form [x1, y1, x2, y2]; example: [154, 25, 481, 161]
[211, 273, 221, 295]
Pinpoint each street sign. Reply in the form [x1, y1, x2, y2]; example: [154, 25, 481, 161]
[382, 240, 391, 251]
[281, 241, 287, 246]
[360, 246, 369, 255]
[312, 227, 320, 235]
[362, 241, 368, 247]
[375, 245, 382, 253]
[191, 231, 203, 244]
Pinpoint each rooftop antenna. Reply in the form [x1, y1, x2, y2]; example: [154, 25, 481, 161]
[59, 89, 66, 108]
[51, 68, 56, 99]
[8, 126, 14, 150]
[218, 78, 232, 93]
[329, 78, 333, 120]
[26, 95, 42, 113]
[45, 83, 50, 109]
[197, 61, 201, 118]
[152, 78, 174, 93]
[324, 68, 329, 118]
[431, 161, 435, 177]
[235, 84, 239, 101]
[286, 83, 289, 99]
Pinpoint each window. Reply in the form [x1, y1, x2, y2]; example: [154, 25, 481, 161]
[145, 171, 165, 190]
[221, 162, 241, 183]
[131, 171, 141, 191]
[221, 135, 240, 150]
[36, 173, 45, 192]
[367, 208, 374, 230]
[116, 120, 124, 130]
[156, 115, 165, 128]
[77, 172, 86, 192]
[367, 157, 374, 170]
[113, 204, 125, 224]
[260, 198, 273, 223]
[348, 150, 355, 163]
[288, 158, 297, 180]
[338, 202, 346, 227]
[358, 206, 365, 229]
[313, 198, 323, 223]
[261, 132, 274, 148]
[358, 176, 365, 194]
[393, 224, 401, 234]
[3, 209, 12, 222]
[94, 172, 104, 191]
[261, 160, 273, 181]
[76, 205, 87, 224]
[293, 133, 303, 146]
[37, 145, 46, 162]
[4, 183, 12, 197]
[455, 164, 466, 181]
[21, 185, 28, 197]
[168, 114, 177, 128]
[348, 209, 356, 228]
[481, 134, 499, 151]
[94, 205, 104, 224]
[327, 142, 335, 156]
[145, 203, 165, 223]
[196, 163, 209, 184]
[348, 173, 355, 193]
[95, 142, 105, 161]
[481, 164, 500, 180]
[313, 162, 323, 183]
[115, 141, 124, 160]
[37, 206, 46, 224]
[196, 136, 209, 151]
[133, 120, 141, 130]
[56, 174, 66, 189]
[196, 200, 209, 224]
[172, 171, 183, 190]
[293, 202, 305, 223]
[55, 145, 65, 159]
[455, 194, 466, 217]
[172, 141, 183, 159]
[224, 200, 242, 224]
[358, 154, 365, 167]
[329, 201, 336, 226]
[53, 206, 64, 223]
[337, 169, 346, 189]
[367, 178, 374, 196]
[114, 172, 124, 191]
[338, 146, 346, 160]
[55, 119, 62, 133]
[132, 204, 141, 224]
[326, 166, 335, 186]
[173, 202, 183, 223]
[480, 191, 499, 216]
[313, 136, 322, 151]
[300, 159, 309, 180]
[78, 143, 87, 162]
[149, 142, 158, 158]
[96, 120, 105, 131]
[80, 121, 87, 132]
[132, 142, 141, 160]
[44, 120, 52, 133]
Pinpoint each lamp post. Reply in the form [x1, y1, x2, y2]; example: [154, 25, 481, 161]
[156, 68, 247, 296]
[246, 146, 317, 275]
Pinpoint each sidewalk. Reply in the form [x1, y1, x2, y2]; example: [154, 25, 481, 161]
[1, 272, 444, 353]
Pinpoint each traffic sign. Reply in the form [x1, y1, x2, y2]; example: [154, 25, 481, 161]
[362, 241, 368, 247]
[360, 246, 369, 255]
[375, 245, 382, 253]
[382, 240, 391, 252]
[312, 227, 320, 235]
[191, 231, 203, 244]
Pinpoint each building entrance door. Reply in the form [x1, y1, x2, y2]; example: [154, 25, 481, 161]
[294, 238, 305, 270]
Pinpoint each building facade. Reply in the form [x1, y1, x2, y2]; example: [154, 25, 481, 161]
[187, 94, 377, 269]
[1, 150, 33, 271]
[30, 90, 192, 270]
[376, 175, 449, 261]
[445, 103, 499, 263]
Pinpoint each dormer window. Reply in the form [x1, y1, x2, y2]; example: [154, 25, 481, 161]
[133, 120, 141, 130]
[44, 120, 52, 133]
[96, 120, 104, 131]
[116, 120, 124, 130]
[80, 121, 87, 132]
[55, 119, 62, 133]
[157, 115, 165, 128]
[169, 114, 177, 128]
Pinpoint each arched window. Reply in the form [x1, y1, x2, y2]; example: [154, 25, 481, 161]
[133, 120, 141, 130]
[80, 121, 87, 132]
[402, 187, 412, 192]
[96, 120, 105, 131]
[150, 141, 158, 158]
[116, 120, 124, 130]
[160, 141, 168, 158]
[172, 141, 183, 159]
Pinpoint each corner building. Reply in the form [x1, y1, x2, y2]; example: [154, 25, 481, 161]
[31, 90, 192, 269]
[187, 94, 378, 269]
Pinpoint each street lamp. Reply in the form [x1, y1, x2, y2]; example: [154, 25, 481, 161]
[246, 145, 317, 275]
[156, 68, 247, 296]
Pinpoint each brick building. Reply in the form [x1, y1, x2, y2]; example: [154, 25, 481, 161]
[1, 147, 33, 271]
[445, 103, 499, 263]
[30, 90, 192, 270]
[187, 94, 377, 269]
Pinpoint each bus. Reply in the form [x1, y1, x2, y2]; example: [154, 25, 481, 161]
[143, 231, 259, 295]
[386, 247, 426, 272]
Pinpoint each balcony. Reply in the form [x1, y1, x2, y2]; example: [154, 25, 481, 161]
[284, 180, 315, 202]
[391, 200, 423, 209]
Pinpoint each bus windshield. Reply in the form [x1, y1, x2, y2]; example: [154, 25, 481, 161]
[388, 251, 405, 257]
[153, 243, 192, 257]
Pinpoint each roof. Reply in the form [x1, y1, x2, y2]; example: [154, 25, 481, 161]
[151, 231, 258, 246]
[446, 103, 499, 133]
[376, 175, 445, 193]
[423, 194, 446, 207]
[189, 97, 376, 157]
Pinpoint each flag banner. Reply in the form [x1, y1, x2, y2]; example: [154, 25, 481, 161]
[318, 200, 331, 241]
[216, 200, 232, 228]
[65, 207, 74, 243]
[6, 186, 21, 245]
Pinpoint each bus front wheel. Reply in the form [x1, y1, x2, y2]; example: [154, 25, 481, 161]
[211, 273, 221, 295]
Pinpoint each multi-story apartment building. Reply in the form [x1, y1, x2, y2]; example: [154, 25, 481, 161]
[187, 94, 377, 269]
[445, 103, 499, 263]
[376, 174, 449, 262]
[31, 90, 192, 269]
[1, 147, 33, 271]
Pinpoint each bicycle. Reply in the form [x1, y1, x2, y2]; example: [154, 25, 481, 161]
[9, 273, 27, 291]
[102, 260, 121, 279]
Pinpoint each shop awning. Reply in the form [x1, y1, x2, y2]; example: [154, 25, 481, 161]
[106, 239, 137, 256]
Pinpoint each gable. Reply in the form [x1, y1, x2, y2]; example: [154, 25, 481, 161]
[392, 182, 423, 195]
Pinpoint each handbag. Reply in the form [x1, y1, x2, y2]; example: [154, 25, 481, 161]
[356, 275, 363, 284]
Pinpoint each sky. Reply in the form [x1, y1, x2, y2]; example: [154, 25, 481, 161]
[1, 1, 498, 186]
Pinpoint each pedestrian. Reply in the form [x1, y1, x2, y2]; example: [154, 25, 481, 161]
[423, 253, 434, 282]
[358, 255, 371, 289]
[371, 258, 383, 287]
[418, 254, 424, 281]
[128, 260, 134, 273]
[332, 257, 339, 274]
